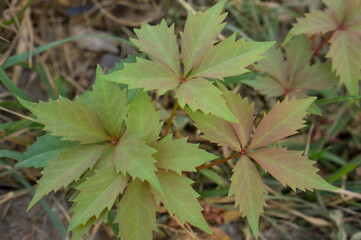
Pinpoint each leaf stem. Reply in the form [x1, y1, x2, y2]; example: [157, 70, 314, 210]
[164, 99, 179, 137]
[196, 152, 242, 170]
[312, 32, 334, 59]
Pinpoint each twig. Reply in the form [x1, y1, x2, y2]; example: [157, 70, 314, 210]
[164, 100, 179, 137]
[0, 106, 39, 123]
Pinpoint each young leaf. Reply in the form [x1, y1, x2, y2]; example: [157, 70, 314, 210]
[28, 145, 107, 210]
[189, 35, 274, 79]
[17, 134, 78, 168]
[176, 78, 237, 122]
[249, 148, 338, 191]
[125, 90, 163, 146]
[181, 0, 227, 75]
[131, 19, 180, 76]
[18, 97, 110, 144]
[91, 66, 127, 139]
[228, 156, 267, 238]
[113, 133, 162, 194]
[116, 179, 158, 240]
[292, 9, 337, 34]
[151, 170, 211, 234]
[68, 168, 128, 230]
[103, 58, 179, 95]
[249, 97, 315, 149]
[153, 135, 217, 174]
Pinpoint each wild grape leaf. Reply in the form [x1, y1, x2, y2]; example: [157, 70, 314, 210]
[18, 97, 110, 144]
[113, 133, 163, 194]
[103, 58, 179, 95]
[249, 97, 315, 149]
[68, 168, 128, 230]
[228, 156, 267, 238]
[249, 148, 338, 191]
[17, 134, 78, 168]
[71, 216, 97, 240]
[189, 35, 274, 79]
[116, 179, 157, 240]
[292, 0, 361, 95]
[28, 145, 107, 210]
[153, 134, 217, 174]
[176, 78, 237, 122]
[91, 66, 127, 139]
[125, 90, 162, 146]
[181, 0, 227, 75]
[151, 170, 211, 234]
[244, 35, 336, 98]
[131, 19, 180, 76]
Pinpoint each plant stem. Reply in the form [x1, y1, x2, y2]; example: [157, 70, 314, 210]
[196, 152, 243, 170]
[312, 32, 334, 59]
[164, 99, 179, 137]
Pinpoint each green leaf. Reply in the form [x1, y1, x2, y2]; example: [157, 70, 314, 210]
[103, 58, 179, 95]
[218, 84, 254, 149]
[71, 216, 97, 240]
[113, 133, 163, 194]
[190, 34, 274, 79]
[91, 66, 127, 139]
[187, 108, 241, 151]
[153, 135, 217, 174]
[116, 179, 157, 240]
[249, 97, 315, 149]
[176, 78, 237, 122]
[68, 168, 128, 230]
[151, 170, 211, 234]
[125, 90, 162, 146]
[131, 19, 180, 76]
[28, 145, 107, 210]
[242, 77, 285, 98]
[228, 156, 267, 238]
[292, 9, 337, 35]
[18, 97, 110, 144]
[249, 148, 338, 191]
[17, 134, 79, 168]
[181, 0, 227, 75]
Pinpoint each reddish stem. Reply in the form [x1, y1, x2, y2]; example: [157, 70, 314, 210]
[196, 152, 243, 170]
[312, 32, 334, 59]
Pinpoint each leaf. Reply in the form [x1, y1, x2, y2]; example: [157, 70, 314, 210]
[17, 134, 79, 168]
[151, 170, 211, 234]
[181, 0, 227, 74]
[176, 78, 237, 122]
[116, 179, 157, 240]
[68, 168, 128, 230]
[218, 84, 254, 149]
[113, 133, 163, 194]
[249, 148, 338, 191]
[18, 97, 110, 144]
[228, 156, 267, 238]
[249, 97, 315, 149]
[242, 77, 285, 97]
[131, 19, 180, 76]
[71, 216, 97, 240]
[153, 135, 217, 174]
[103, 58, 179, 95]
[190, 34, 274, 79]
[28, 145, 107, 210]
[187, 108, 241, 151]
[292, 9, 337, 35]
[327, 31, 361, 96]
[91, 66, 127, 139]
[125, 90, 163, 146]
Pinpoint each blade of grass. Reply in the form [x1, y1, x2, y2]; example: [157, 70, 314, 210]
[0, 67, 32, 101]
[37, 61, 57, 99]
[327, 155, 361, 183]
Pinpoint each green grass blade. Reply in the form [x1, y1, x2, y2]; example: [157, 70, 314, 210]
[37, 61, 57, 99]
[0, 67, 32, 101]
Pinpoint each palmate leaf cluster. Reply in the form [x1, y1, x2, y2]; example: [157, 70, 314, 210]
[292, 0, 361, 96]
[17, 1, 339, 239]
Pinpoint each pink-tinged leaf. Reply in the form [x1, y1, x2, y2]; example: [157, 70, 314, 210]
[153, 135, 217, 174]
[131, 20, 180, 76]
[176, 78, 237, 122]
[218, 84, 254, 149]
[189, 34, 274, 79]
[181, 0, 227, 75]
[228, 156, 266, 238]
[151, 170, 211, 234]
[103, 58, 179, 95]
[292, 9, 338, 35]
[249, 97, 315, 149]
[187, 108, 241, 151]
[249, 148, 338, 191]
[326, 31, 361, 96]
[242, 77, 285, 97]
[116, 179, 157, 240]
